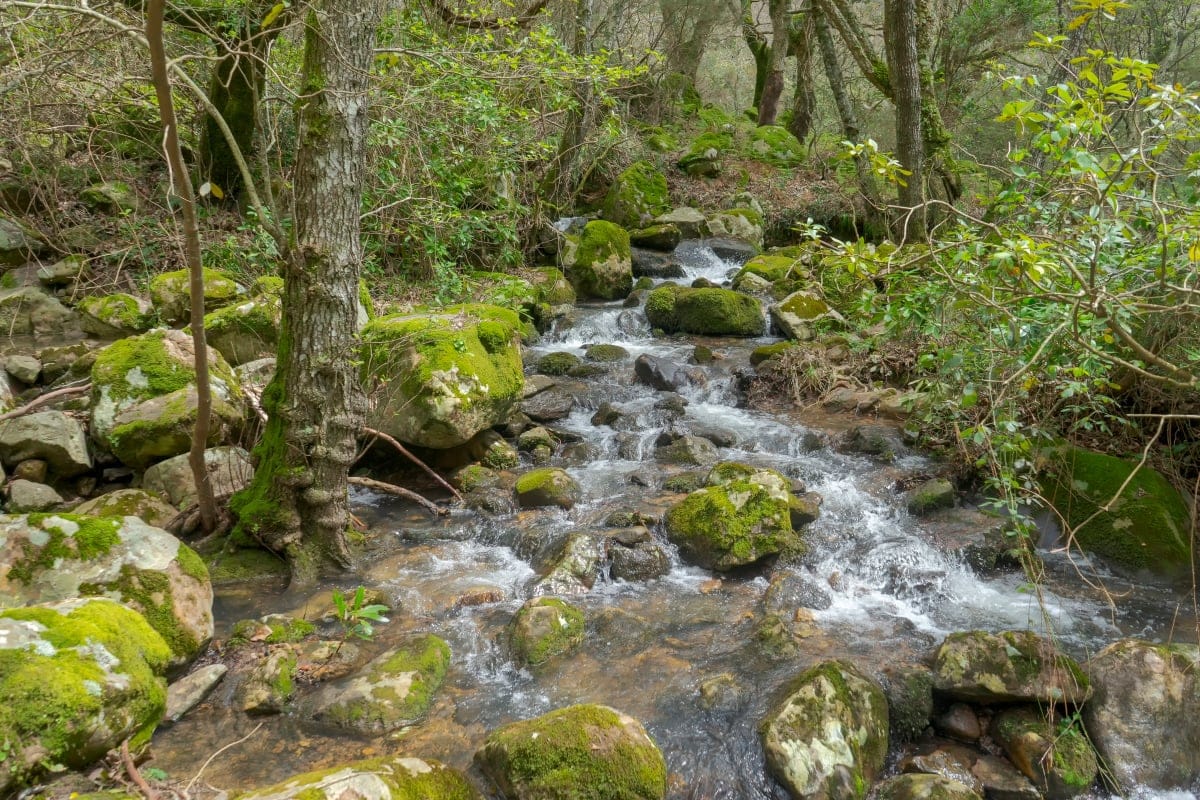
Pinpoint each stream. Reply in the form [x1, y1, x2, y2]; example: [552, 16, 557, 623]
[150, 241, 1199, 799]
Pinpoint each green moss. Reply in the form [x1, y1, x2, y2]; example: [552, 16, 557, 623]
[585, 344, 629, 362]
[746, 125, 805, 166]
[253, 275, 285, 295]
[106, 387, 241, 470]
[738, 255, 797, 285]
[204, 547, 289, 584]
[91, 331, 193, 406]
[321, 635, 451, 731]
[204, 293, 280, 342]
[531, 268, 576, 306]
[81, 564, 198, 662]
[149, 268, 241, 318]
[7, 514, 123, 586]
[79, 294, 154, 332]
[644, 284, 681, 330]
[536, 351, 581, 376]
[235, 756, 479, 800]
[751, 342, 797, 366]
[664, 476, 793, 570]
[477, 704, 666, 800]
[511, 597, 585, 666]
[174, 541, 210, 583]
[602, 161, 670, 228]
[674, 288, 763, 336]
[725, 207, 763, 227]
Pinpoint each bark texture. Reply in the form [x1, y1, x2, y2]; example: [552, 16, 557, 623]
[787, 13, 816, 141]
[884, 0, 925, 237]
[814, 7, 879, 206]
[232, 1, 379, 583]
[757, 0, 791, 125]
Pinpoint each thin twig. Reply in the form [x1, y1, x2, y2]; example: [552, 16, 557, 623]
[348, 476, 448, 516]
[121, 739, 159, 800]
[184, 722, 264, 795]
[0, 382, 89, 422]
[360, 426, 463, 501]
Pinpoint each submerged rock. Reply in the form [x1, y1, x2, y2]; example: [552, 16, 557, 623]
[931, 630, 1090, 705]
[237, 756, 479, 800]
[476, 704, 667, 800]
[760, 660, 889, 800]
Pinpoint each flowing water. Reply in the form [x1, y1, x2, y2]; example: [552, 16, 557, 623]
[152, 242, 1199, 798]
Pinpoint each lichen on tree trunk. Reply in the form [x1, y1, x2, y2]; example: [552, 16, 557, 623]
[231, 1, 380, 584]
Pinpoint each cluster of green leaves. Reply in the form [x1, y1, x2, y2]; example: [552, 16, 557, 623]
[331, 586, 390, 642]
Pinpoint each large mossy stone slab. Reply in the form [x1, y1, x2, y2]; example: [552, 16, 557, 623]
[931, 630, 1090, 705]
[236, 755, 480, 800]
[644, 285, 763, 336]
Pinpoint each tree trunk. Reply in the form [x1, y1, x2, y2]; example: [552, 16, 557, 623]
[198, 37, 267, 196]
[787, 12, 816, 141]
[661, 0, 720, 103]
[231, 0, 379, 584]
[884, 0, 925, 238]
[814, 6, 879, 206]
[546, 0, 594, 211]
[757, 0, 790, 124]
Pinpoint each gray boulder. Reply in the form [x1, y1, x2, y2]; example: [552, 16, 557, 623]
[142, 446, 253, 509]
[0, 410, 92, 477]
[932, 630, 1091, 705]
[6, 479, 63, 512]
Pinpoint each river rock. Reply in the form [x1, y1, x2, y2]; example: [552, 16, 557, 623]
[74, 489, 176, 528]
[882, 664, 934, 742]
[841, 424, 906, 462]
[521, 387, 576, 422]
[1081, 638, 1200, 790]
[0, 598, 171, 795]
[990, 707, 1097, 799]
[664, 462, 796, 571]
[0, 213, 46, 266]
[164, 663, 227, 722]
[630, 223, 682, 252]
[515, 467, 581, 510]
[148, 267, 246, 324]
[874, 774, 983, 800]
[770, 290, 845, 340]
[655, 434, 719, 466]
[89, 329, 245, 467]
[237, 756, 479, 800]
[931, 630, 1091, 705]
[0, 513, 214, 667]
[204, 290, 281, 366]
[476, 704, 667, 800]
[907, 478, 956, 515]
[308, 633, 451, 733]
[142, 446, 253, 509]
[970, 756, 1041, 800]
[532, 533, 603, 595]
[236, 645, 298, 714]
[900, 745, 984, 795]
[509, 596, 584, 666]
[763, 569, 832, 613]
[0, 410, 92, 478]
[935, 703, 983, 742]
[790, 491, 822, 528]
[0, 286, 78, 337]
[760, 660, 889, 800]
[6, 479, 63, 512]
[609, 540, 671, 582]
[631, 248, 685, 278]
[602, 161, 669, 228]
[560, 220, 633, 300]
[708, 238, 759, 264]
[645, 285, 764, 336]
[362, 304, 524, 449]
[653, 207, 709, 238]
[707, 209, 763, 248]
[634, 353, 687, 391]
[4, 354, 39, 384]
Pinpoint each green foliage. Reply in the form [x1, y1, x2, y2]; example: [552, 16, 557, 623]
[331, 586, 390, 642]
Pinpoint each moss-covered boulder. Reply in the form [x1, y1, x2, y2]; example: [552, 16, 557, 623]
[509, 596, 585, 666]
[630, 223, 682, 252]
[677, 130, 732, 177]
[308, 633, 450, 734]
[362, 305, 524, 449]
[761, 660, 889, 800]
[0, 286, 78, 337]
[234, 645, 298, 714]
[89, 328, 245, 468]
[148, 268, 246, 325]
[237, 756, 480, 800]
[536, 351, 582, 376]
[747, 125, 806, 166]
[707, 208, 764, 248]
[0, 513, 214, 667]
[78, 293, 156, 339]
[532, 533, 604, 595]
[644, 285, 763, 336]
[734, 254, 799, 291]
[932, 630, 1091, 705]
[74, 489, 177, 528]
[560, 220, 634, 301]
[1082, 639, 1200, 791]
[770, 290, 845, 341]
[1039, 446, 1194, 575]
[874, 774, 983, 800]
[906, 478, 956, 515]
[602, 161, 670, 228]
[203, 291, 281, 366]
[664, 462, 796, 570]
[80, 181, 138, 214]
[476, 704, 667, 800]
[515, 468, 582, 511]
[0, 598, 171, 795]
[990, 707, 1097, 799]
[530, 267, 577, 306]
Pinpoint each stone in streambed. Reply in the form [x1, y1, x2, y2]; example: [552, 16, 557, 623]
[509, 596, 584, 666]
[515, 468, 581, 511]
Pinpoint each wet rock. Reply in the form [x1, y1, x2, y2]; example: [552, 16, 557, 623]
[971, 755, 1041, 800]
[142, 446, 253, 509]
[1082, 638, 1200, 791]
[590, 401, 624, 427]
[875, 774, 983, 800]
[308, 633, 451, 733]
[536, 350, 582, 376]
[631, 248, 686, 279]
[515, 467, 581, 510]
[789, 491, 822, 528]
[560, 220, 634, 300]
[686, 422, 737, 448]
[708, 238, 759, 264]
[936, 703, 983, 742]
[237, 756, 479, 800]
[655, 434, 719, 466]
[0, 598, 171, 795]
[990, 707, 1097, 799]
[630, 223, 681, 251]
[841, 424, 907, 462]
[900, 745, 984, 795]
[931, 630, 1091, 705]
[907, 478, 956, 515]
[764, 569, 832, 613]
[517, 426, 557, 453]
[532, 533, 603, 595]
[7, 479, 62, 511]
[698, 672, 743, 712]
[654, 393, 688, 416]
[662, 471, 704, 494]
[0, 513, 214, 668]
[0, 410, 91, 478]
[645, 285, 764, 336]
[634, 353, 685, 391]
[235, 646, 298, 715]
[468, 429, 518, 469]
[610, 541, 671, 582]
[164, 663, 227, 723]
[476, 704, 667, 800]
[585, 343, 629, 362]
[509, 596, 584, 666]
[521, 387, 576, 422]
[4, 354, 40, 384]
[761, 660, 889, 800]
[664, 463, 795, 571]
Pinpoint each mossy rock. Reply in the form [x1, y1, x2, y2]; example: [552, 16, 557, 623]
[706, 209, 764, 247]
[78, 293, 156, 339]
[109, 384, 244, 470]
[750, 341, 798, 366]
[74, 489, 177, 528]
[746, 125, 805, 166]
[664, 462, 795, 570]
[80, 181, 138, 214]
[530, 267, 577, 307]
[515, 468, 581, 511]
[203, 546, 289, 585]
[536, 351, 582, 376]
[629, 223, 682, 252]
[475, 704, 667, 800]
[362, 304, 525, 449]
[308, 633, 451, 734]
[874, 774, 984, 800]
[677, 130, 733, 175]
[734, 254, 798, 291]
[0, 213, 47, 266]
[931, 630, 1091, 705]
[0, 598, 171, 795]
[645, 285, 763, 337]
[0, 513, 214, 668]
[1039, 446, 1195, 575]
[0, 286, 78, 337]
[236, 755, 480, 800]
[149, 268, 246, 325]
[509, 596, 585, 666]
[991, 707, 1098, 799]
[561, 221, 633, 301]
[761, 660, 889, 800]
[203, 291, 281, 366]
[602, 161, 670, 228]
[769, 290, 845, 341]
[585, 343, 629, 362]
[906, 478, 955, 515]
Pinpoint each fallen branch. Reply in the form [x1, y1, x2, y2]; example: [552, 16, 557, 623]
[184, 722, 264, 795]
[348, 476, 449, 516]
[0, 382, 90, 422]
[243, 385, 269, 424]
[121, 739, 159, 800]
[361, 426, 463, 501]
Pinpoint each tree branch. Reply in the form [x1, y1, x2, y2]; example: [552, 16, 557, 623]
[425, 0, 552, 30]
